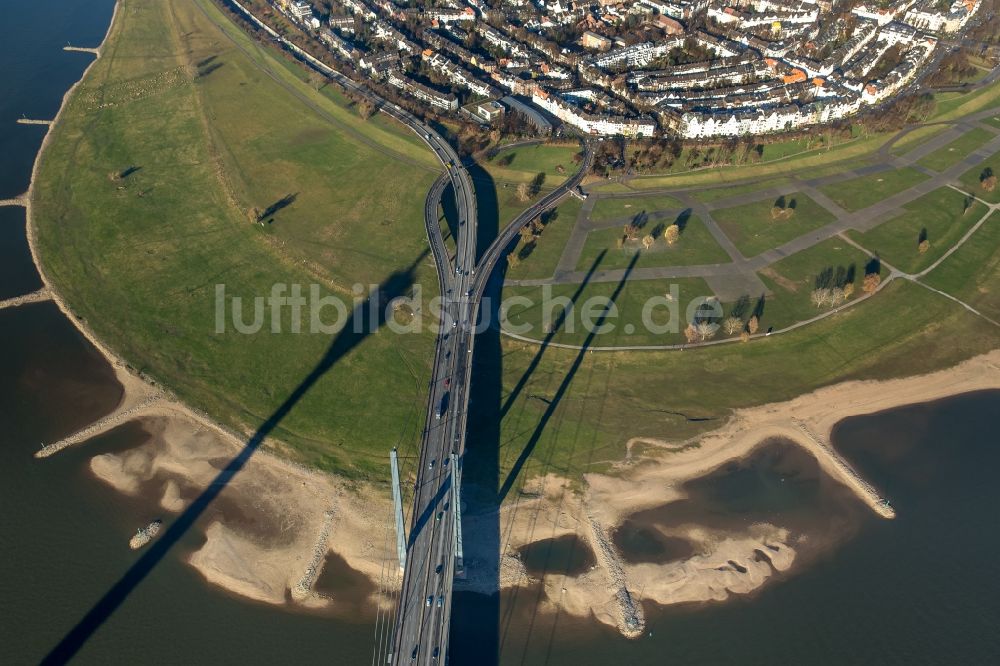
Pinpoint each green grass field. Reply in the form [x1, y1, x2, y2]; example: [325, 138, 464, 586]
[30, 0, 1000, 494]
[588, 194, 685, 222]
[483, 142, 581, 184]
[958, 149, 1000, 203]
[32, 0, 440, 477]
[848, 188, 988, 274]
[983, 115, 1000, 130]
[505, 198, 583, 281]
[711, 192, 836, 257]
[574, 214, 731, 271]
[818, 168, 929, 212]
[916, 128, 995, 172]
[688, 177, 792, 203]
[502, 277, 720, 347]
[758, 237, 875, 325]
[496, 278, 997, 482]
[922, 212, 1000, 322]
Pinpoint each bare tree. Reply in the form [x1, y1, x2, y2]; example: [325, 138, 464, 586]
[642, 234, 655, 249]
[308, 71, 326, 90]
[811, 288, 830, 308]
[695, 321, 717, 341]
[747, 315, 759, 335]
[863, 273, 881, 294]
[683, 323, 699, 343]
[516, 182, 531, 202]
[357, 99, 376, 120]
[723, 316, 743, 335]
[507, 252, 520, 267]
[664, 224, 680, 245]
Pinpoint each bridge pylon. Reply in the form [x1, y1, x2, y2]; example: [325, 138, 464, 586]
[390, 448, 407, 571]
[451, 452, 464, 578]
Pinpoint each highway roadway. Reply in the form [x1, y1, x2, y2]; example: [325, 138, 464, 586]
[390, 139, 593, 665]
[390, 125, 480, 665]
[216, 5, 588, 662]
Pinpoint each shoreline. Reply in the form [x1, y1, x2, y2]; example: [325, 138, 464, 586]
[16, 0, 1000, 635]
[484, 351, 1000, 636]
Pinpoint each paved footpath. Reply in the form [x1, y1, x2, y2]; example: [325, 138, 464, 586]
[506, 103, 1000, 296]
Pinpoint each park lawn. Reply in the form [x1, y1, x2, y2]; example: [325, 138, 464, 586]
[206, 1, 438, 170]
[922, 212, 1000, 322]
[31, 0, 440, 478]
[483, 142, 582, 184]
[506, 198, 583, 281]
[495, 278, 997, 482]
[587, 181, 638, 194]
[711, 192, 836, 258]
[589, 194, 686, 222]
[818, 167, 928, 212]
[502, 277, 720, 348]
[916, 128, 995, 172]
[575, 214, 731, 272]
[848, 188, 988, 274]
[931, 79, 1000, 121]
[983, 115, 1000, 130]
[958, 150, 1000, 203]
[889, 125, 952, 156]
[689, 176, 792, 203]
[757, 237, 877, 326]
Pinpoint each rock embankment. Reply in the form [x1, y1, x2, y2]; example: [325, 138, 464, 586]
[0, 288, 51, 311]
[585, 513, 645, 639]
[792, 418, 896, 519]
[36, 393, 162, 458]
[292, 507, 336, 601]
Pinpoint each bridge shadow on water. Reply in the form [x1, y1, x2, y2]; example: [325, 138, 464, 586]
[41, 251, 427, 665]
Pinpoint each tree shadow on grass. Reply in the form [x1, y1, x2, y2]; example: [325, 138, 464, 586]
[41, 250, 428, 665]
[675, 208, 692, 232]
[260, 193, 298, 220]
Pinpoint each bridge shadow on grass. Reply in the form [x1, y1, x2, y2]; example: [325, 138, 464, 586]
[497, 251, 638, 504]
[41, 251, 427, 665]
[500, 250, 606, 420]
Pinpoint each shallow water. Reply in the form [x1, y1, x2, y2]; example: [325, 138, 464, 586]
[466, 390, 1000, 665]
[0, 4, 373, 663]
[518, 534, 596, 578]
[617, 439, 868, 565]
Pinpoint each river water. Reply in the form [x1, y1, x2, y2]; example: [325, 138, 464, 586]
[2, 2, 999, 665]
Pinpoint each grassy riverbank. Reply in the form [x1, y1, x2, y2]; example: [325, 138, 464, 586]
[31, 0, 438, 477]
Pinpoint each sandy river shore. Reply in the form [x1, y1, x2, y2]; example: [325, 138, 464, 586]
[59, 347, 1000, 629]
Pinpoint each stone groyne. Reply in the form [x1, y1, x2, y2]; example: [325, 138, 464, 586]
[0, 288, 51, 311]
[292, 507, 336, 601]
[16, 118, 53, 126]
[585, 512, 645, 639]
[64, 46, 100, 55]
[0, 194, 28, 207]
[792, 418, 896, 519]
[36, 393, 162, 458]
